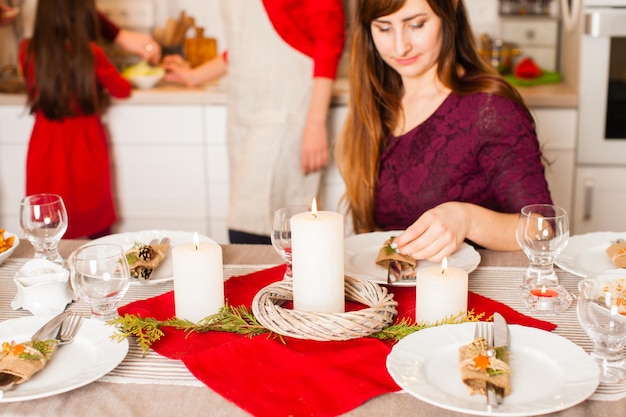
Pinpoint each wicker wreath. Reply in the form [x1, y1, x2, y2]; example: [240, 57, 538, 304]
[251, 276, 398, 341]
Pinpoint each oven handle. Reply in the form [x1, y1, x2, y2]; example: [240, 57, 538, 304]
[585, 8, 626, 37]
[583, 180, 594, 221]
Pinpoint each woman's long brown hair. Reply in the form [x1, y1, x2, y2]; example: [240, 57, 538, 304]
[335, 0, 533, 233]
[24, 0, 103, 120]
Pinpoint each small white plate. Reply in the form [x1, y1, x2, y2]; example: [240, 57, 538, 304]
[89, 230, 216, 285]
[0, 315, 128, 402]
[344, 231, 481, 286]
[555, 231, 626, 277]
[386, 322, 599, 416]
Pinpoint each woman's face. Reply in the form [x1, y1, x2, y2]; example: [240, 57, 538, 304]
[370, 0, 443, 81]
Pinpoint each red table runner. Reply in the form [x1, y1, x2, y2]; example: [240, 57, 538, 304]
[119, 264, 556, 417]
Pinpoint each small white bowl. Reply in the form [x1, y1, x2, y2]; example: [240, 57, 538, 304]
[127, 70, 165, 89]
[0, 231, 19, 266]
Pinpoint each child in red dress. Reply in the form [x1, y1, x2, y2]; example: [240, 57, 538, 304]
[19, 0, 131, 238]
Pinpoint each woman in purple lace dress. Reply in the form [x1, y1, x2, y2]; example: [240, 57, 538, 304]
[335, 0, 552, 262]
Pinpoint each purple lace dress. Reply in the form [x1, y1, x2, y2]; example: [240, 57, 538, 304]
[374, 92, 553, 230]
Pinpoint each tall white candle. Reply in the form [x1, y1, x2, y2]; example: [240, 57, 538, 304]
[172, 232, 224, 322]
[415, 257, 468, 324]
[290, 199, 345, 313]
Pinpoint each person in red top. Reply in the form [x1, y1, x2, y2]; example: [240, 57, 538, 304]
[162, 0, 345, 244]
[19, 0, 132, 238]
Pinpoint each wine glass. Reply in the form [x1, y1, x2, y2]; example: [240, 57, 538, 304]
[516, 204, 572, 314]
[69, 244, 130, 321]
[577, 269, 626, 383]
[19, 193, 68, 265]
[271, 206, 309, 279]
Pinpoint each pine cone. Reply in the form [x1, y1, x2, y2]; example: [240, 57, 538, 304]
[137, 245, 155, 261]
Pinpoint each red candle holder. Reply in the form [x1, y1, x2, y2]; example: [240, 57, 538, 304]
[519, 284, 572, 314]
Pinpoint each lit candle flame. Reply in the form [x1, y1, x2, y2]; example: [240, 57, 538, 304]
[311, 198, 318, 219]
[540, 285, 547, 295]
[441, 256, 448, 275]
[193, 231, 200, 250]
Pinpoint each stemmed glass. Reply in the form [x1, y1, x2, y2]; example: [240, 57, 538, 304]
[577, 269, 626, 383]
[516, 204, 572, 313]
[271, 206, 309, 279]
[69, 244, 130, 321]
[19, 193, 68, 265]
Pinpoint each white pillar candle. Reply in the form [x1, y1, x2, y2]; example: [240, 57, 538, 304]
[290, 199, 345, 313]
[415, 257, 468, 324]
[172, 232, 224, 322]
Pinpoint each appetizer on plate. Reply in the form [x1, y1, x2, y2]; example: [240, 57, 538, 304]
[0, 229, 15, 254]
[0, 339, 56, 388]
[125, 239, 170, 282]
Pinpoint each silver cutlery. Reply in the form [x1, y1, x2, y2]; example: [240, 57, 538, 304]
[493, 313, 510, 405]
[474, 321, 499, 409]
[387, 260, 416, 284]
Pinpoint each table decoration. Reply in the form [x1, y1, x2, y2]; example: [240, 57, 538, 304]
[251, 275, 397, 341]
[415, 256, 468, 324]
[172, 232, 224, 322]
[290, 199, 344, 313]
[114, 264, 557, 417]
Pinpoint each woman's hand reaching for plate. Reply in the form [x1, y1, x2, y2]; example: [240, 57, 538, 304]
[392, 202, 469, 263]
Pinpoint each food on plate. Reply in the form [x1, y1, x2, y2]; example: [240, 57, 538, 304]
[0, 229, 15, 254]
[458, 336, 511, 397]
[606, 240, 626, 268]
[0, 339, 56, 386]
[375, 237, 417, 270]
[121, 61, 165, 78]
[125, 241, 171, 281]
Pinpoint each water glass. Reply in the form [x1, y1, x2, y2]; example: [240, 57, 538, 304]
[271, 206, 309, 279]
[69, 244, 130, 321]
[19, 193, 68, 265]
[516, 204, 569, 287]
[577, 269, 626, 383]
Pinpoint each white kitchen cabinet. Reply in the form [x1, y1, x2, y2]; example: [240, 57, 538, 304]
[0, 105, 32, 230]
[204, 105, 228, 243]
[573, 167, 626, 233]
[501, 16, 560, 71]
[532, 108, 577, 218]
[105, 104, 210, 236]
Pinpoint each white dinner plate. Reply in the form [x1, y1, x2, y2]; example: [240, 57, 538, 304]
[89, 230, 216, 285]
[0, 315, 128, 402]
[386, 322, 599, 416]
[344, 231, 481, 286]
[555, 231, 626, 277]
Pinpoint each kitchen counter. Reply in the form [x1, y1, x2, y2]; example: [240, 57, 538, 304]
[0, 77, 577, 108]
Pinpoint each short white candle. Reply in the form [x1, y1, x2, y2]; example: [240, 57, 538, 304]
[291, 199, 345, 313]
[172, 232, 224, 322]
[415, 257, 468, 324]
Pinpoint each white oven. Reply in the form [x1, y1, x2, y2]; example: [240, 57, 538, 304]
[569, 0, 626, 233]
[577, 1, 626, 164]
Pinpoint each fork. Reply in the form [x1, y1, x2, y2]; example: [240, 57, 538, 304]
[474, 322, 499, 409]
[56, 312, 84, 345]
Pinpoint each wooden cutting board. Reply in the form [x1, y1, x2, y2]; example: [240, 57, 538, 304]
[184, 27, 217, 68]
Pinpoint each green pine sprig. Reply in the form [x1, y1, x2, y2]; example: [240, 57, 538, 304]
[108, 305, 485, 356]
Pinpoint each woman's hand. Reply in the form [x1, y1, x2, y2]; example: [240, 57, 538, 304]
[392, 202, 521, 262]
[393, 202, 469, 263]
[162, 54, 195, 86]
[301, 119, 329, 174]
[115, 30, 162, 65]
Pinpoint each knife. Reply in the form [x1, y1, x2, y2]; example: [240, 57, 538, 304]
[493, 312, 510, 404]
[31, 311, 70, 341]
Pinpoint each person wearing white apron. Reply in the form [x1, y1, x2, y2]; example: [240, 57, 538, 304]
[221, 0, 345, 243]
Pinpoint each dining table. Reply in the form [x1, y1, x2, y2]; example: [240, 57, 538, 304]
[0, 239, 625, 417]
